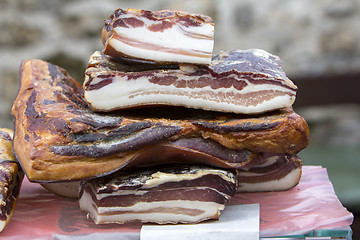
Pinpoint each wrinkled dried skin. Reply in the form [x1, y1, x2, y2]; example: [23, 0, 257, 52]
[102, 8, 214, 65]
[12, 59, 309, 182]
[0, 128, 24, 232]
[84, 49, 297, 114]
[236, 155, 302, 192]
[79, 165, 236, 224]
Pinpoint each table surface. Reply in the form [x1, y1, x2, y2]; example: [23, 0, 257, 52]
[0, 166, 354, 239]
[299, 145, 360, 209]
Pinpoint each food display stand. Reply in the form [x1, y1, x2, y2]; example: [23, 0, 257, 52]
[0, 166, 353, 239]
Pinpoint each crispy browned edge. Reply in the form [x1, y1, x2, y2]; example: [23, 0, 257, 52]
[11, 60, 131, 182]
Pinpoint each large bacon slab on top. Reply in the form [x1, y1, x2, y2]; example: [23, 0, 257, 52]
[84, 49, 297, 114]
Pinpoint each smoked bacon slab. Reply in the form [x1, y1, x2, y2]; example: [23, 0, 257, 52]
[84, 49, 297, 114]
[12, 59, 309, 182]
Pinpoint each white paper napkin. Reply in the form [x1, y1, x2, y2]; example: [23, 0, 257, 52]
[140, 204, 259, 240]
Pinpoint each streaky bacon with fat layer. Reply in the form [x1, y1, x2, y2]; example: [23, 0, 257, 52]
[84, 49, 297, 114]
[102, 8, 214, 65]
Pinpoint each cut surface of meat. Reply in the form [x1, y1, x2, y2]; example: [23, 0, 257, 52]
[102, 8, 214, 65]
[79, 165, 236, 224]
[84, 49, 297, 114]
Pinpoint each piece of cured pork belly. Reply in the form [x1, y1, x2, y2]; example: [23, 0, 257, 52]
[102, 8, 214, 65]
[79, 165, 236, 224]
[84, 49, 297, 114]
[12, 59, 309, 183]
[0, 128, 24, 232]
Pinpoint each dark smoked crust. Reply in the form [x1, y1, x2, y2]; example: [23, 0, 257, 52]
[0, 128, 24, 227]
[50, 125, 183, 157]
[0, 161, 22, 221]
[192, 118, 282, 133]
[81, 166, 236, 208]
[11, 59, 309, 182]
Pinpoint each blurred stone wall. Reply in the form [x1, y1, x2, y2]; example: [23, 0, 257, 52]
[1, 0, 360, 135]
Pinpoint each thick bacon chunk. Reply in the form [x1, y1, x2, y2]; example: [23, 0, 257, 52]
[84, 49, 297, 114]
[102, 8, 214, 65]
[0, 128, 24, 232]
[79, 165, 236, 224]
[11, 59, 308, 182]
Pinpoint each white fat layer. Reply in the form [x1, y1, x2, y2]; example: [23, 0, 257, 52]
[80, 191, 224, 224]
[237, 167, 301, 192]
[241, 156, 280, 171]
[252, 49, 271, 59]
[85, 75, 295, 113]
[256, 156, 280, 167]
[114, 23, 213, 46]
[110, 23, 214, 64]
[120, 12, 214, 38]
[98, 200, 224, 214]
[0, 221, 5, 232]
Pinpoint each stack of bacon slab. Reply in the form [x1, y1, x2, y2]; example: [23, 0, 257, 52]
[11, 8, 309, 225]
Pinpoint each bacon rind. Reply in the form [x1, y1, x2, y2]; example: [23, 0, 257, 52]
[79, 165, 236, 224]
[84, 49, 297, 114]
[12, 59, 308, 182]
[0, 128, 24, 232]
[102, 8, 214, 65]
